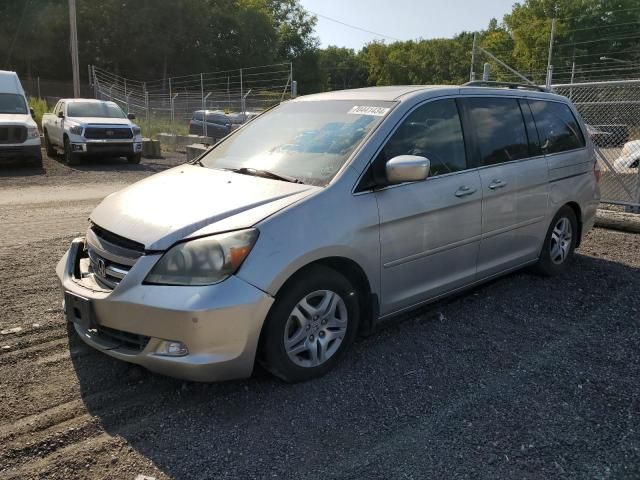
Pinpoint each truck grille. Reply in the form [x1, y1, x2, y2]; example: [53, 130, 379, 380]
[85, 224, 144, 290]
[0, 125, 27, 144]
[84, 126, 133, 140]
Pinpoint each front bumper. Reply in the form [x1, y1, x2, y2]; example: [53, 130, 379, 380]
[0, 143, 42, 162]
[56, 238, 274, 382]
[70, 141, 142, 156]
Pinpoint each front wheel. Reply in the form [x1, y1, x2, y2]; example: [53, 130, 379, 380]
[127, 153, 142, 164]
[260, 265, 360, 383]
[533, 206, 578, 276]
[63, 137, 79, 165]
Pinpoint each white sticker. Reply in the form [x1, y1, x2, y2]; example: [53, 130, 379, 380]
[348, 105, 390, 116]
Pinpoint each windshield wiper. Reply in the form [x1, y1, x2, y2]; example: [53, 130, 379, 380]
[223, 167, 305, 184]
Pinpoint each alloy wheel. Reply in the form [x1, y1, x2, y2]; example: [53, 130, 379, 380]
[550, 217, 572, 264]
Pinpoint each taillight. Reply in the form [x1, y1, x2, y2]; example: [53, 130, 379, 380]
[593, 160, 602, 183]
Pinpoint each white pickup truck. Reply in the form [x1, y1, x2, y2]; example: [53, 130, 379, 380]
[42, 99, 143, 165]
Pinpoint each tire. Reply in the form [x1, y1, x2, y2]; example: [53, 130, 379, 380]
[63, 136, 79, 165]
[127, 153, 142, 164]
[43, 130, 56, 156]
[260, 265, 360, 383]
[533, 206, 578, 276]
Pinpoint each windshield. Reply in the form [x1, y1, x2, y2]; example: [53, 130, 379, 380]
[67, 102, 126, 118]
[0, 93, 28, 114]
[198, 100, 394, 186]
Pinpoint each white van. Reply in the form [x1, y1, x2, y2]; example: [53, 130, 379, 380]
[0, 71, 42, 166]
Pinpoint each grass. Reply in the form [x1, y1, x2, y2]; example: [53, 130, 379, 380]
[28, 97, 49, 129]
[137, 116, 189, 139]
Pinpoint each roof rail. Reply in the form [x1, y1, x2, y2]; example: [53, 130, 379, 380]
[462, 81, 548, 92]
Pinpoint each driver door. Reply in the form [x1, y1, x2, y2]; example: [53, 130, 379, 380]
[373, 98, 482, 315]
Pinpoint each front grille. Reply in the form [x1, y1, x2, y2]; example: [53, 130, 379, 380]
[86, 143, 134, 155]
[85, 224, 144, 290]
[92, 325, 150, 352]
[84, 126, 133, 140]
[0, 125, 27, 144]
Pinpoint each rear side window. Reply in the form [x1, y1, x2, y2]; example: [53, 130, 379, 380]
[529, 100, 586, 154]
[193, 112, 204, 121]
[206, 114, 230, 125]
[466, 97, 529, 166]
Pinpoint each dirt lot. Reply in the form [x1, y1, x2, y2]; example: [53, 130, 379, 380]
[1, 152, 639, 479]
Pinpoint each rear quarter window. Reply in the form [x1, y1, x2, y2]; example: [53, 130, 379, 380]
[529, 100, 586, 154]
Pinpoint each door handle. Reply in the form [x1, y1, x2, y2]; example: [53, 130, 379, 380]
[488, 179, 507, 190]
[455, 185, 477, 197]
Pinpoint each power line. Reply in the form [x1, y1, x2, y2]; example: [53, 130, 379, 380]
[555, 33, 640, 47]
[308, 10, 402, 42]
[562, 20, 640, 34]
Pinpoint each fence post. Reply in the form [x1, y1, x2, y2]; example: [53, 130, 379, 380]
[92, 65, 97, 98]
[545, 18, 557, 89]
[204, 92, 212, 140]
[239, 68, 243, 113]
[227, 76, 230, 111]
[470, 32, 477, 82]
[171, 93, 178, 135]
[37, 77, 41, 100]
[144, 90, 150, 137]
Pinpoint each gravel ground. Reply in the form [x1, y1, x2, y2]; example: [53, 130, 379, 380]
[1, 152, 639, 479]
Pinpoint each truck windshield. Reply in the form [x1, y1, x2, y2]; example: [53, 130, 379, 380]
[67, 102, 126, 118]
[198, 100, 395, 186]
[0, 93, 28, 114]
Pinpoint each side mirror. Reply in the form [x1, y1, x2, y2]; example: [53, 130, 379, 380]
[30, 107, 35, 119]
[57, 111, 64, 119]
[127, 113, 136, 120]
[385, 155, 430, 184]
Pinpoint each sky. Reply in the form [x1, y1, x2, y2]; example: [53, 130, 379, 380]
[299, 0, 517, 50]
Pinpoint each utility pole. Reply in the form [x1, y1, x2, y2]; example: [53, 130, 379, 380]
[470, 33, 477, 82]
[545, 18, 557, 89]
[68, 0, 81, 97]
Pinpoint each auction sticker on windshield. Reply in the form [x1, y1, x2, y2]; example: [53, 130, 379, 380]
[348, 105, 390, 116]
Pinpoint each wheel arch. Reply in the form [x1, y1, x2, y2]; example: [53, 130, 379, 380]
[564, 201, 583, 247]
[270, 256, 377, 336]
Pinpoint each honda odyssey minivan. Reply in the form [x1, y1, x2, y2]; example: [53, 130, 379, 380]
[57, 83, 600, 383]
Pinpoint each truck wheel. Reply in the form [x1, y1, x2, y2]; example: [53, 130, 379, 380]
[63, 137, 79, 166]
[43, 130, 56, 156]
[127, 153, 142, 164]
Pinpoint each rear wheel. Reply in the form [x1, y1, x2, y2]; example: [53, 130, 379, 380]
[127, 153, 142, 164]
[63, 137, 79, 165]
[533, 206, 578, 276]
[261, 265, 360, 383]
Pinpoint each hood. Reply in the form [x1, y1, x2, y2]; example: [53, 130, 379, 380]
[0, 113, 35, 127]
[68, 117, 133, 126]
[90, 165, 319, 250]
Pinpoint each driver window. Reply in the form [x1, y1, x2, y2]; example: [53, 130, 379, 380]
[380, 99, 467, 178]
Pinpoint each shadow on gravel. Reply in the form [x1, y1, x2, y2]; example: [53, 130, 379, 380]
[0, 162, 45, 177]
[68, 253, 640, 479]
[50, 154, 174, 173]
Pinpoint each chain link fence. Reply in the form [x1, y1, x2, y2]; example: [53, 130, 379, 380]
[90, 63, 294, 137]
[552, 79, 640, 211]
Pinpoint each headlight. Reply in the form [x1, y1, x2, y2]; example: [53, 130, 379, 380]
[69, 125, 83, 135]
[145, 229, 258, 286]
[27, 127, 40, 139]
[132, 125, 141, 136]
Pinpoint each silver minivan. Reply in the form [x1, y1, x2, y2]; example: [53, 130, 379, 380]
[57, 83, 601, 383]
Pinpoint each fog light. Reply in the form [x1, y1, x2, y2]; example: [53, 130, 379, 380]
[155, 340, 188, 357]
[72, 143, 84, 151]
